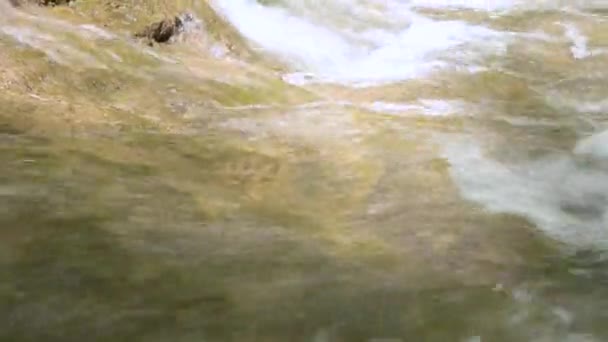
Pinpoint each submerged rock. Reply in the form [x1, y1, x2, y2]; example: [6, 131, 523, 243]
[135, 13, 196, 45]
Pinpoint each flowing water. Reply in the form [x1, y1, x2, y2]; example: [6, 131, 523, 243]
[1, 0, 608, 341]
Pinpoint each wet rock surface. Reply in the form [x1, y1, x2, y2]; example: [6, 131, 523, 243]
[135, 13, 196, 45]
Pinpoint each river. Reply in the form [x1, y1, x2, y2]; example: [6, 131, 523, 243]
[1, 0, 607, 341]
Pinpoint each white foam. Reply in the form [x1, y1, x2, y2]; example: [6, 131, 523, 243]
[364, 99, 466, 116]
[563, 23, 591, 59]
[211, 0, 507, 85]
[562, 22, 608, 59]
[211, 0, 356, 70]
[574, 130, 608, 161]
[365, 102, 422, 114]
[444, 135, 608, 248]
[570, 99, 608, 114]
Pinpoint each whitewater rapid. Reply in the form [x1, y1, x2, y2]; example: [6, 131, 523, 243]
[211, 0, 508, 85]
[210, 0, 606, 85]
[211, 0, 608, 249]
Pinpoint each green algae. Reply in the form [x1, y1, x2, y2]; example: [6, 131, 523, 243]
[2, 1, 603, 341]
[0, 131, 393, 342]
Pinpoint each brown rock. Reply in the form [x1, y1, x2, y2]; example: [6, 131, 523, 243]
[135, 15, 186, 44]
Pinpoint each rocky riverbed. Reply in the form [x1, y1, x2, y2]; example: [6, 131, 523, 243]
[1, 1, 608, 341]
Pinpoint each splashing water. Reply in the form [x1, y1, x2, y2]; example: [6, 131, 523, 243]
[211, 0, 507, 85]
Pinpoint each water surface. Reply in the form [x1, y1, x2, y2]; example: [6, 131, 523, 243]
[1, 0, 608, 341]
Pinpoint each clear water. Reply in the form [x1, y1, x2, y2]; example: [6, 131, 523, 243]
[1, 0, 608, 341]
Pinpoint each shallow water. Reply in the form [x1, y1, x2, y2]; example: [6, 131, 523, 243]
[1, 0, 608, 341]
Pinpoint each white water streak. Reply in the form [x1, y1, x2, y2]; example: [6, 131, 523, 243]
[445, 132, 608, 248]
[212, 0, 506, 85]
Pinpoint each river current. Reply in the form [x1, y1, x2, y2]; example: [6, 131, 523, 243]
[1, 0, 608, 341]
